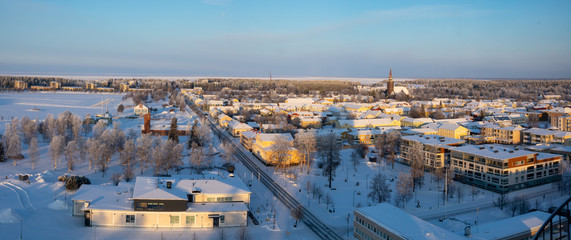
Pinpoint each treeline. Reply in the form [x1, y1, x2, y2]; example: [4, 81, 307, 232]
[407, 79, 571, 101]
[196, 78, 359, 95]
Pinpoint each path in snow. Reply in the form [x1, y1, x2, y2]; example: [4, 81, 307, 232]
[0, 182, 35, 210]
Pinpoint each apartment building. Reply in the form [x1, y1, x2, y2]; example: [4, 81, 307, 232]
[552, 116, 571, 132]
[480, 124, 524, 144]
[14, 80, 27, 89]
[522, 128, 571, 145]
[450, 144, 562, 192]
[400, 135, 465, 170]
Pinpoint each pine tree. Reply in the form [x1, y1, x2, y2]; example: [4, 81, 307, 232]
[168, 117, 179, 143]
[0, 142, 6, 162]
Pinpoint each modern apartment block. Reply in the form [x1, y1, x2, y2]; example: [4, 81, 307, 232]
[450, 144, 562, 192]
[522, 128, 571, 145]
[552, 116, 571, 132]
[400, 135, 465, 170]
[480, 124, 524, 144]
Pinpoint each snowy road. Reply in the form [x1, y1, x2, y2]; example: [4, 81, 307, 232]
[0, 181, 35, 210]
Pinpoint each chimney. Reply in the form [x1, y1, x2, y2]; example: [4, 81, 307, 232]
[143, 113, 151, 134]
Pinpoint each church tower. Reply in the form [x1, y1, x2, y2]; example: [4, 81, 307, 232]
[387, 69, 394, 96]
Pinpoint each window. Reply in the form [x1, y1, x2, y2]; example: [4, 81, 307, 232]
[186, 216, 195, 224]
[170, 216, 180, 224]
[207, 197, 216, 202]
[139, 202, 147, 208]
[126, 215, 135, 223]
[220, 216, 225, 223]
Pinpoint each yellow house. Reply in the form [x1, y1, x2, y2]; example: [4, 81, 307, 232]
[383, 108, 404, 115]
[251, 133, 301, 166]
[343, 104, 373, 112]
[435, 124, 470, 139]
[300, 117, 322, 128]
[218, 114, 233, 128]
[401, 118, 434, 128]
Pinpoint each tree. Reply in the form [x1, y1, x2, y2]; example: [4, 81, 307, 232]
[190, 142, 204, 168]
[168, 117, 179, 143]
[493, 193, 509, 211]
[49, 135, 65, 170]
[368, 173, 391, 203]
[220, 142, 235, 164]
[318, 133, 340, 189]
[271, 135, 293, 173]
[508, 195, 530, 217]
[117, 104, 125, 113]
[86, 138, 100, 171]
[97, 141, 113, 177]
[395, 172, 413, 208]
[325, 192, 334, 209]
[110, 173, 121, 186]
[409, 142, 425, 191]
[121, 139, 136, 181]
[137, 134, 153, 174]
[290, 205, 304, 227]
[350, 148, 360, 172]
[65, 140, 77, 172]
[0, 142, 6, 162]
[294, 131, 317, 174]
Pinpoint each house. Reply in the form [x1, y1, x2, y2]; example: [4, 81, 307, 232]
[347, 127, 401, 145]
[228, 120, 253, 137]
[424, 123, 470, 139]
[400, 135, 465, 170]
[400, 117, 433, 128]
[337, 118, 400, 129]
[73, 175, 251, 228]
[450, 144, 562, 192]
[479, 124, 524, 144]
[240, 130, 258, 151]
[134, 104, 149, 116]
[217, 114, 233, 128]
[299, 116, 322, 128]
[251, 133, 301, 165]
[50, 81, 61, 89]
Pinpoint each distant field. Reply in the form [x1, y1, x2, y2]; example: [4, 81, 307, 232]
[0, 92, 124, 131]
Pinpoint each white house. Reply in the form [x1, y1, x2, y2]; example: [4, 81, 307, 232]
[72, 175, 251, 228]
[134, 104, 149, 116]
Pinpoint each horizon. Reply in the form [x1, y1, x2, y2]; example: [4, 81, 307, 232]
[1, 1, 570, 78]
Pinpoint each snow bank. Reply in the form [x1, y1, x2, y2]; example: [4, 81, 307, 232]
[0, 208, 20, 223]
[48, 200, 69, 210]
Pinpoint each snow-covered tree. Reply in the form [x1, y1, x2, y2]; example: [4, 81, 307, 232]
[368, 173, 391, 203]
[294, 131, 316, 174]
[137, 134, 153, 174]
[121, 139, 136, 181]
[168, 117, 179, 143]
[0, 141, 6, 162]
[65, 140, 77, 172]
[29, 137, 38, 170]
[49, 135, 66, 170]
[395, 172, 413, 208]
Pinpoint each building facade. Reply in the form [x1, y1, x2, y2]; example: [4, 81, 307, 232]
[400, 135, 465, 170]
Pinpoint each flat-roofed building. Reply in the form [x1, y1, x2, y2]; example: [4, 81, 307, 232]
[400, 135, 465, 170]
[450, 144, 562, 192]
[480, 124, 524, 144]
[14, 80, 27, 89]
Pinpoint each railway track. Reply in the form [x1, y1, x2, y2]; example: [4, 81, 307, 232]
[187, 101, 344, 240]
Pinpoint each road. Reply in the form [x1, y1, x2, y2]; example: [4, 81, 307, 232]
[187, 101, 344, 240]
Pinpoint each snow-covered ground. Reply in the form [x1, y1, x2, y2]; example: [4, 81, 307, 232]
[0, 92, 318, 240]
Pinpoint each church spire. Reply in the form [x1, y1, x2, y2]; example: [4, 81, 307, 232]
[387, 68, 394, 96]
[389, 68, 392, 78]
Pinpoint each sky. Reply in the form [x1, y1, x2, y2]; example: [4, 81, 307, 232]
[0, 0, 570, 79]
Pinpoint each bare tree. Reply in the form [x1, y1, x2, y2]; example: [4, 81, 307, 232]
[493, 192, 510, 211]
[121, 139, 136, 181]
[190, 142, 204, 168]
[137, 134, 153, 174]
[325, 192, 334, 209]
[97, 141, 113, 177]
[49, 135, 65, 170]
[318, 133, 340, 189]
[271, 135, 293, 172]
[29, 137, 38, 170]
[409, 142, 425, 191]
[290, 205, 304, 227]
[110, 173, 121, 186]
[71, 115, 83, 142]
[20, 116, 37, 145]
[368, 173, 391, 203]
[395, 172, 414, 208]
[294, 131, 317, 174]
[65, 140, 77, 172]
[86, 138, 100, 171]
[152, 138, 165, 175]
[220, 142, 235, 164]
[350, 149, 360, 173]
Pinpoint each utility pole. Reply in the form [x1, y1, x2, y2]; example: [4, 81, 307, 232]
[20, 219, 23, 240]
[444, 167, 447, 219]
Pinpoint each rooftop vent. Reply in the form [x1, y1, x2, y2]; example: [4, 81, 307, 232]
[166, 181, 172, 189]
[509, 150, 514, 153]
[479, 146, 485, 150]
[494, 150, 499, 153]
[440, 140, 445, 142]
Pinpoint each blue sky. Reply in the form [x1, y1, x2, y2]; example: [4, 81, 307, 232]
[0, 0, 570, 78]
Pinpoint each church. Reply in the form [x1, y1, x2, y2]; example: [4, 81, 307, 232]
[383, 69, 409, 97]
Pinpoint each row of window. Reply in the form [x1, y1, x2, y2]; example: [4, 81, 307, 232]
[138, 202, 165, 210]
[355, 216, 392, 240]
[206, 197, 233, 202]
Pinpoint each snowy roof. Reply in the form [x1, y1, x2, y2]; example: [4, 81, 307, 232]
[523, 128, 563, 136]
[74, 183, 135, 211]
[470, 211, 559, 240]
[132, 176, 251, 201]
[450, 144, 535, 160]
[241, 130, 258, 139]
[258, 133, 293, 142]
[356, 203, 462, 240]
[402, 134, 465, 147]
[187, 202, 248, 212]
[132, 177, 187, 200]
